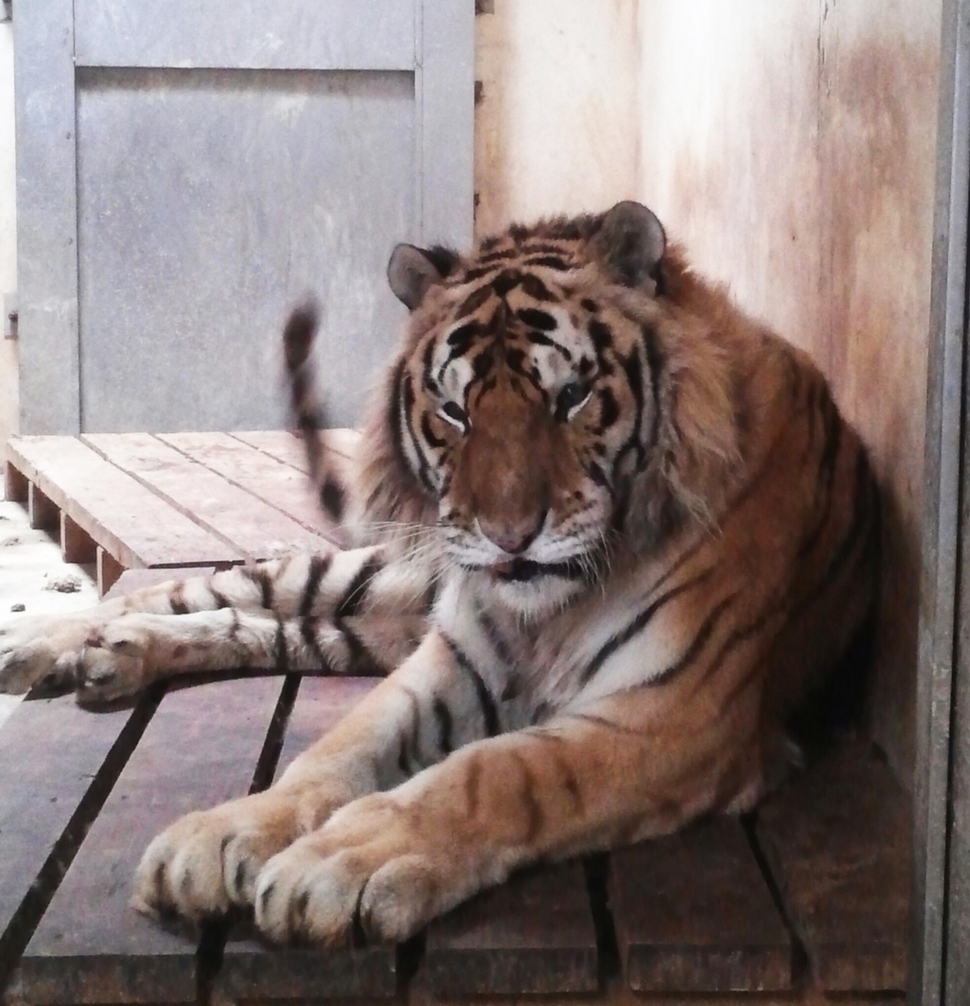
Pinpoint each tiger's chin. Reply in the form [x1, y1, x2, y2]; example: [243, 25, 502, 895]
[484, 559, 591, 617]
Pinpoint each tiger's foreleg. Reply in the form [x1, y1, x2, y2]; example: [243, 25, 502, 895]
[250, 699, 724, 944]
[71, 607, 426, 702]
[0, 544, 428, 695]
[132, 630, 512, 922]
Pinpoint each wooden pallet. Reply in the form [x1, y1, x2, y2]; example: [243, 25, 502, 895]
[4, 431, 356, 594]
[0, 433, 911, 1004]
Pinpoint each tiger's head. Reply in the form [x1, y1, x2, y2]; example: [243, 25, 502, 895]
[358, 201, 742, 615]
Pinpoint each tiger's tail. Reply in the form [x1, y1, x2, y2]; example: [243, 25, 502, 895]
[282, 300, 350, 527]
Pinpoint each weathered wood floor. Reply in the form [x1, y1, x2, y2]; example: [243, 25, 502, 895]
[0, 432, 910, 1004]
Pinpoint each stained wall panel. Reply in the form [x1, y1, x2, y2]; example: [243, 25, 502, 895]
[636, 0, 942, 785]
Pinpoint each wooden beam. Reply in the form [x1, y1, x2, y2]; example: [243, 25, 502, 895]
[27, 483, 58, 532]
[4, 461, 28, 503]
[96, 547, 125, 597]
[59, 512, 96, 565]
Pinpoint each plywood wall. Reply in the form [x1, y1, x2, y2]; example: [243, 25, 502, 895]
[474, 0, 639, 236]
[638, 0, 941, 785]
[477, 0, 941, 785]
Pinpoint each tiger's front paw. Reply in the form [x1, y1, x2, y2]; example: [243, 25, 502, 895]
[76, 623, 151, 702]
[254, 794, 460, 945]
[132, 793, 302, 922]
[0, 615, 83, 693]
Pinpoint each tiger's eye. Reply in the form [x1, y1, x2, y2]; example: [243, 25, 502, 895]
[438, 401, 469, 432]
[556, 382, 591, 421]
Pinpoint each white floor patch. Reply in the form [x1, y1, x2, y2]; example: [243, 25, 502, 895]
[0, 498, 100, 728]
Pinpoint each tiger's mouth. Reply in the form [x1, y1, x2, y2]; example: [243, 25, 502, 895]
[489, 557, 588, 582]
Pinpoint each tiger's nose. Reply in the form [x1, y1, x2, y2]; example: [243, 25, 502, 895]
[478, 512, 546, 555]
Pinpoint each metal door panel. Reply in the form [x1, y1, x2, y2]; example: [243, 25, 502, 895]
[77, 68, 413, 431]
[74, 0, 416, 71]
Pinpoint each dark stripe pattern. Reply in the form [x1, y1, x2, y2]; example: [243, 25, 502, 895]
[440, 633, 500, 737]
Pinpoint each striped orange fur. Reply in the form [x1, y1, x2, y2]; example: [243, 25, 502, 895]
[0, 202, 877, 944]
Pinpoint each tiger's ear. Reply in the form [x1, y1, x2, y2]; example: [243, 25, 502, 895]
[387, 243, 460, 310]
[592, 201, 666, 289]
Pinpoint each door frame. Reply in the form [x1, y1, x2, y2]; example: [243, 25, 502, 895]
[913, 0, 970, 1002]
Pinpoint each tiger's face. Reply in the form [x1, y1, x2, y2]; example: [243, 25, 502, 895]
[385, 203, 668, 614]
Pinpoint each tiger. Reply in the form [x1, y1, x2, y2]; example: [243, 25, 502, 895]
[0, 201, 878, 945]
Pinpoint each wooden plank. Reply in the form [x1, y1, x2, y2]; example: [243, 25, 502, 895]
[96, 547, 125, 597]
[7, 436, 240, 569]
[84, 432, 331, 559]
[27, 483, 58, 532]
[217, 676, 397, 1004]
[158, 432, 338, 540]
[231, 429, 361, 470]
[4, 461, 28, 503]
[755, 738, 910, 992]
[231, 430, 309, 472]
[422, 861, 599, 996]
[610, 818, 791, 993]
[0, 694, 154, 992]
[323, 428, 363, 460]
[425, 860, 597, 997]
[274, 676, 377, 774]
[60, 511, 96, 564]
[20, 675, 286, 1005]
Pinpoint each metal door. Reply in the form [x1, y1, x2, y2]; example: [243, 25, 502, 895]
[15, 0, 473, 432]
